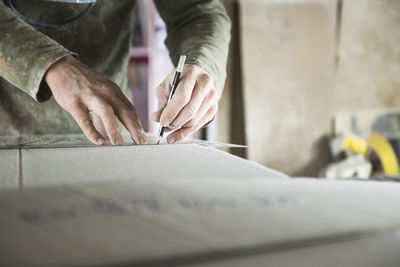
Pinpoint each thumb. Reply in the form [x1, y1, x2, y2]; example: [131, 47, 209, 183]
[152, 108, 163, 122]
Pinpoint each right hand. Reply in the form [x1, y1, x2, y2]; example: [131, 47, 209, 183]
[45, 55, 148, 145]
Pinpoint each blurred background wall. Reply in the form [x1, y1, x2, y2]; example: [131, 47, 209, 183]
[332, 0, 400, 110]
[217, 0, 400, 177]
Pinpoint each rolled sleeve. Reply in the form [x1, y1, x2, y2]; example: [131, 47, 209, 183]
[154, 0, 231, 98]
[0, 2, 76, 102]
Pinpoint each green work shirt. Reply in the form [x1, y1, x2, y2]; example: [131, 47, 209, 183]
[0, 0, 230, 136]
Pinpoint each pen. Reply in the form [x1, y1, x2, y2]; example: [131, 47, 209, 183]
[157, 55, 186, 144]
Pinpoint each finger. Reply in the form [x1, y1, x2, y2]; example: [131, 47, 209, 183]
[151, 108, 163, 122]
[114, 99, 148, 144]
[164, 88, 216, 132]
[182, 88, 218, 128]
[69, 106, 105, 145]
[91, 113, 108, 139]
[167, 104, 218, 144]
[163, 126, 174, 133]
[90, 98, 123, 145]
[156, 80, 171, 110]
[159, 72, 196, 127]
[168, 76, 211, 130]
[153, 75, 174, 123]
[155, 69, 176, 112]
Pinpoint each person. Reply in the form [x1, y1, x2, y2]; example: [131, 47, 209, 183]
[0, 0, 231, 145]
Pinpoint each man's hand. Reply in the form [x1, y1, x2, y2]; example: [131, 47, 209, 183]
[152, 65, 218, 144]
[45, 56, 148, 145]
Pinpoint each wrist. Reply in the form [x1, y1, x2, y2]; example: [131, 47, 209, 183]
[45, 55, 75, 85]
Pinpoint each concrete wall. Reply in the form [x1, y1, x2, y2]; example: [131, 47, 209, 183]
[229, 0, 400, 177]
[239, 0, 337, 176]
[332, 0, 400, 111]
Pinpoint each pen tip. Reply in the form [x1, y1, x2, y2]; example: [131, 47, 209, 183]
[157, 136, 161, 145]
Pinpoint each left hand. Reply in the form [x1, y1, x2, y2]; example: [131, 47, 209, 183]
[152, 65, 218, 144]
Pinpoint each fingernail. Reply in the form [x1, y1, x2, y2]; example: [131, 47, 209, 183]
[160, 117, 170, 127]
[97, 138, 105, 145]
[168, 136, 176, 144]
[114, 136, 123, 145]
[140, 134, 148, 144]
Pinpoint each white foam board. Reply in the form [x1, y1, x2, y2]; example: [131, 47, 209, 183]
[21, 144, 287, 188]
[1, 178, 400, 266]
[0, 149, 19, 190]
